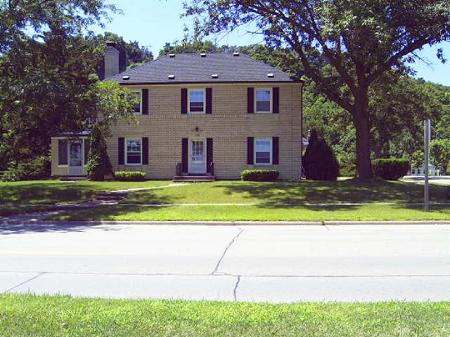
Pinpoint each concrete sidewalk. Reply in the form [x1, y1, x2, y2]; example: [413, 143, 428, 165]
[1, 223, 450, 302]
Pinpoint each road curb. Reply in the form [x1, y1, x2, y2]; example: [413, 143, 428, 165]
[1, 220, 450, 226]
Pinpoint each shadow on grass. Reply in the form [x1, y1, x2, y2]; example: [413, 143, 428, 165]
[214, 178, 449, 211]
[0, 181, 100, 205]
[0, 190, 177, 234]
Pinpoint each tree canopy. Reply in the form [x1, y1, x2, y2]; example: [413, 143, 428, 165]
[0, 0, 139, 172]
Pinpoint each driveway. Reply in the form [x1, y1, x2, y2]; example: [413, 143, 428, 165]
[0, 223, 449, 302]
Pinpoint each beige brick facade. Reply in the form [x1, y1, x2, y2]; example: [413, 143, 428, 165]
[51, 82, 303, 180]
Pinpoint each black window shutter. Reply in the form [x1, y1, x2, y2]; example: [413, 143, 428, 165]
[118, 137, 125, 165]
[181, 138, 188, 173]
[273, 87, 280, 114]
[207, 138, 213, 173]
[247, 137, 254, 164]
[84, 139, 90, 165]
[142, 137, 149, 165]
[247, 88, 254, 114]
[272, 136, 279, 164]
[181, 88, 188, 114]
[142, 89, 149, 115]
[58, 139, 68, 165]
[206, 88, 212, 114]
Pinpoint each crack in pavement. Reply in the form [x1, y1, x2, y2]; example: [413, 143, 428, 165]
[233, 275, 241, 301]
[3, 272, 46, 293]
[211, 227, 244, 275]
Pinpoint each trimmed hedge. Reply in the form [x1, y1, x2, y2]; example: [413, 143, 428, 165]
[373, 158, 410, 180]
[241, 169, 279, 181]
[114, 171, 146, 181]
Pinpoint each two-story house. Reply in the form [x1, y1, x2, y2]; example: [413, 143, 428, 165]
[51, 43, 304, 180]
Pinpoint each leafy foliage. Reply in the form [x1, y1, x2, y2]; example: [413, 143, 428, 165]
[0, 156, 51, 182]
[430, 139, 450, 174]
[0, 1, 142, 177]
[114, 171, 146, 181]
[303, 130, 340, 181]
[241, 170, 279, 181]
[86, 125, 112, 181]
[373, 158, 410, 180]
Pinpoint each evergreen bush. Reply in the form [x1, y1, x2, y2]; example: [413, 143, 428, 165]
[86, 125, 113, 181]
[302, 130, 340, 181]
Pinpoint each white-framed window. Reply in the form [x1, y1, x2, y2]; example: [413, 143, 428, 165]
[126, 138, 142, 165]
[255, 88, 272, 113]
[131, 90, 142, 114]
[254, 138, 272, 165]
[188, 88, 205, 114]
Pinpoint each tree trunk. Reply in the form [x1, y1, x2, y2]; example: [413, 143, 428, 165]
[353, 91, 374, 179]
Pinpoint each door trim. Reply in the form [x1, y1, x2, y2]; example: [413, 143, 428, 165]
[188, 138, 207, 174]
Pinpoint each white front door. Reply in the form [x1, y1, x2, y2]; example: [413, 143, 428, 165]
[189, 139, 206, 174]
[68, 141, 83, 176]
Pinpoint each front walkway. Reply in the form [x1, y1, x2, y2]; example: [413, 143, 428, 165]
[1, 223, 449, 302]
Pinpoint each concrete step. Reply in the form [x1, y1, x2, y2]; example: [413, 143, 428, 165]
[59, 176, 88, 181]
[172, 175, 215, 182]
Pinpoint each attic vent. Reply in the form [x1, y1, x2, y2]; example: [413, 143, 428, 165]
[168, 74, 175, 80]
[267, 73, 274, 78]
[211, 74, 218, 79]
[233, 52, 240, 56]
[200, 53, 207, 57]
[122, 75, 130, 80]
[168, 53, 175, 58]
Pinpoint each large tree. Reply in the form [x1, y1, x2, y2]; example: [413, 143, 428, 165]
[0, 0, 136, 171]
[185, 0, 450, 178]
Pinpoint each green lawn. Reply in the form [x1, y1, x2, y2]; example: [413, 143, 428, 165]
[2, 179, 449, 220]
[0, 294, 449, 337]
[54, 203, 450, 221]
[0, 180, 169, 216]
[54, 179, 450, 221]
[124, 179, 449, 204]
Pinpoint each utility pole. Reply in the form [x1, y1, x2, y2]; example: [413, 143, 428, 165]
[424, 119, 431, 211]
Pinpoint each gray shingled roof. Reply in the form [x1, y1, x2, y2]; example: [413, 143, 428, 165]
[108, 53, 299, 84]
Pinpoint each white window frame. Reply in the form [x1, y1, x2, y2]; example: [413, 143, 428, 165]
[254, 138, 273, 165]
[125, 138, 142, 166]
[255, 88, 272, 113]
[131, 90, 143, 115]
[188, 88, 206, 114]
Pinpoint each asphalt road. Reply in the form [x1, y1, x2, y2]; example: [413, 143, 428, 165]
[1, 223, 449, 302]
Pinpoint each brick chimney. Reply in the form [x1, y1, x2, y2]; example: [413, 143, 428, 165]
[104, 41, 120, 78]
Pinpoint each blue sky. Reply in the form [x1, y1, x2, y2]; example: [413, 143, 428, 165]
[94, 0, 450, 86]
